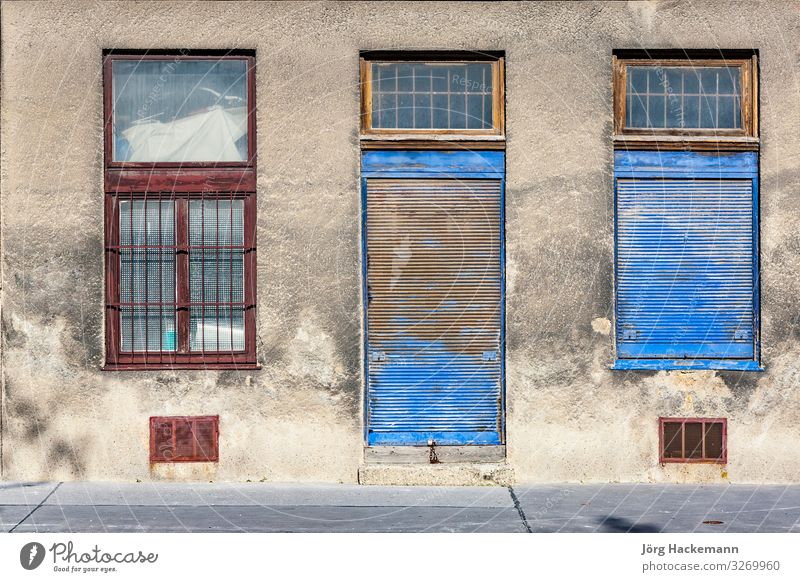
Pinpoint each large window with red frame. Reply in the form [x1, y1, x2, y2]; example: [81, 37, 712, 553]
[104, 51, 257, 369]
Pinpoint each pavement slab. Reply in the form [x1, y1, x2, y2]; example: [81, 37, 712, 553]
[3, 482, 800, 533]
[44, 481, 514, 508]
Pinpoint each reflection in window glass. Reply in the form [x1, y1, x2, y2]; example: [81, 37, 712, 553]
[371, 62, 494, 130]
[188, 200, 245, 352]
[112, 59, 248, 162]
[626, 66, 741, 130]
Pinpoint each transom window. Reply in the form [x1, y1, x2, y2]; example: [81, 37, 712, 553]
[104, 51, 256, 370]
[361, 54, 504, 136]
[613, 55, 757, 144]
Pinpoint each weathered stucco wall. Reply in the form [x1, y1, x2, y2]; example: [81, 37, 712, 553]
[1, 0, 800, 483]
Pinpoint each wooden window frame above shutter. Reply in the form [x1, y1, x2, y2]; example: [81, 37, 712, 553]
[359, 52, 505, 147]
[612, 53, 758, 151]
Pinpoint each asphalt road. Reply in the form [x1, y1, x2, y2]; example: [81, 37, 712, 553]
[1, 481, 799, 533]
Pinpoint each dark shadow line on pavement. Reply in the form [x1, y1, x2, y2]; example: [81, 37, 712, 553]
[508, 486, 532, 533]
[8, 482, 63, 533]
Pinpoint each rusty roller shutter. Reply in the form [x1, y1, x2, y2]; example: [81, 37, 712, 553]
[366, 178, 503, 445]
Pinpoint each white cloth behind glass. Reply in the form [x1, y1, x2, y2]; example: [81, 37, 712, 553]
[123, 106, 247, 162]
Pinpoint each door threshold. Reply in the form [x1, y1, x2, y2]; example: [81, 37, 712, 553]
[364, 445, 505, 465]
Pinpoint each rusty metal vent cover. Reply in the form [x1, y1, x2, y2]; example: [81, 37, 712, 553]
[659, 417, 726, 463]
[150, 415, 219, 462]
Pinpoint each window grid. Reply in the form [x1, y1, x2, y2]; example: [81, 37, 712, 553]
[119, 196, 177, 353]
[626, 66, 742, 130]
[364, 60, 501, 133]
[188, 198, 246, 353]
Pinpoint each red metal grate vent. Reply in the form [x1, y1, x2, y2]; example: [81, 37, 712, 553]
[150, 416, 219, 463]
[659, 417, 727, 463]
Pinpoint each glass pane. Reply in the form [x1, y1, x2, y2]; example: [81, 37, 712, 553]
[683, 70, 699, 93]
[370, 62, 494, 130]
[397, 93, 413, 128]
[666, 94, 683, 128]
[685, 422, 704, 459]
[121, 306, 177, 353]
[450, 65, 467, 92]
[718, 70, 736, 94]
[467, 94, 484, 129]
[414, 65, 430, 91]
[396, 63, 413, 92]
[705, 423, 724, 459]
[483, 96, 493, 130]
[700, 96, 716, 128]
[625, 65, 741, 130]
[665, 69, 683, 94]
[663, 422, 683, 459]
[190, 306, 245, 352]
[648, 95, 666, 128]
[431, 68, 448, 92]
[699, 68, 718, 95]
[682, 96, 700, 128]
[414, 94, 431, 128]
[449, 93, 466, 129]
[717, 96, 737, 128]
[629, 67, 649, 94]
[432, 94, 449, 127]
[188, 200, 245, 352]
[378, 94, 395, 128]
[119, 200, 176, 352]
[376, 64, 396, 91]
[112, 59, 248, 162]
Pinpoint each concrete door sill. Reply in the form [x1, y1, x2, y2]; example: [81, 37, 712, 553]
[364, 445, 505, 465]
[358, 461, 514, 486]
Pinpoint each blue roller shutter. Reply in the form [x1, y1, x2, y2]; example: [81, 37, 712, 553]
[362, 151, 504, 446]
[614, 151, 758, 364]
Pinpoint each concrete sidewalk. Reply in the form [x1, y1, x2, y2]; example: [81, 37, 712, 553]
[1, 482, 799, 533]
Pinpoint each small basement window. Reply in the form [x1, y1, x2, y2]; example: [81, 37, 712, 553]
[659, 418, 726, 463]
[150, 415, 219, 462]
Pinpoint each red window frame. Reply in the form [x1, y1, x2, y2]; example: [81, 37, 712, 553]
[150, 415, 219, 463]
[103, 51, 258, 369]
[658, 417, 727, 464]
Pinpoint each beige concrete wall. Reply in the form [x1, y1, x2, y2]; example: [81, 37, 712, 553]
[1, 0, 799, 483]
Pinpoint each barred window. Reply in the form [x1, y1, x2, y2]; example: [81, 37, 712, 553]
[188, 199, 246, 352]
[119, 199, 177, 353]
[104, 51, 256, 370]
